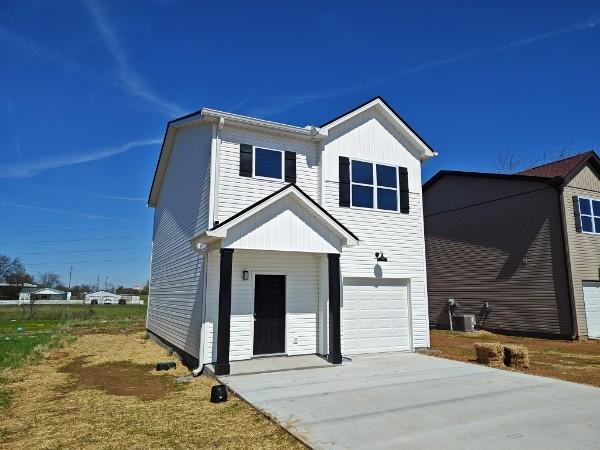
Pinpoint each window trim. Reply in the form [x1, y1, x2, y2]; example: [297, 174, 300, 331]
[349, 158, 399, 212]
[252, 146, 285, 181]
[579, 196, 600, 235]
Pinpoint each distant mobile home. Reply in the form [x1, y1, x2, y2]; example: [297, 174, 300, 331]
[19, 287, 71, 301]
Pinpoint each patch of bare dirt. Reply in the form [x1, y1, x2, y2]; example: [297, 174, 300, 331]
[0, 332, 304, 450]
[58, 356, 174, 401]
[430, 330, 600, 387]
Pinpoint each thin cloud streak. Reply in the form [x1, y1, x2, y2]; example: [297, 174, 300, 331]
[0, 138, 161, 178]
[0, 202, 140, 224]
[91, 194, 147, 202]
[0, 16, 185, 118]
[251, 19, 598, 118]
[83, 0, 185, 117]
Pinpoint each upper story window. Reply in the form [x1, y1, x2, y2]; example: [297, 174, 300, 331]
[240, 143, 296, 183]
[579, 197, 600, 234]
[350, 160, 398, 211]
[253, 147, 283, 180]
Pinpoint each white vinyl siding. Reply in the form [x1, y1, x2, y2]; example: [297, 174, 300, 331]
[147, 123, 212, 358]
[583, 282, 600, 339]
[221, 194, 343, 254]
[321, 110, 430, 348]
[322, 107, 423, 193]
[204, 249, 320, 364]
[342, 278, 411, 354]
[217, 126, 319, 222]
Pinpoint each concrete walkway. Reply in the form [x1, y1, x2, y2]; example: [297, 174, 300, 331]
[219, 353, 600, 449]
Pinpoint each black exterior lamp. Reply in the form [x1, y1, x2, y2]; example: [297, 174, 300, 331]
[375, 251, 388, 262]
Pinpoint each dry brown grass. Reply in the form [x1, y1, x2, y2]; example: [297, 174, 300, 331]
[0, 332, 304, 449]
[431, 330, 600, 387]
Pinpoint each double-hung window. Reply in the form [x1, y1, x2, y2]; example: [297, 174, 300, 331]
[350, 160, 398, 211]
[579, 197, 600, 234]
[253, 147, 284, 180]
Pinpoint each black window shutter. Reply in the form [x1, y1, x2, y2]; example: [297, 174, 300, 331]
[399, 167, 409, 213]
[339, 157, 350, 207]
[239, 144, 253, 177]
[573, 196, 582, 232]
[284, 151, 296, 183]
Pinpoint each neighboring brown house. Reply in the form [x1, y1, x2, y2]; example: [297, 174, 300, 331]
[423, 151, 600, 339]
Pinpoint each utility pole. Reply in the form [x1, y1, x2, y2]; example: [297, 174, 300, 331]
[68, 266, 73, 290]
[105, 275, 108, 291]
[97, 275, 100, 292]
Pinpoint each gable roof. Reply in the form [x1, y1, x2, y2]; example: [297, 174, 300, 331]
[423, 170, 562, 192]
[87, 291, 119, 297]
[424, 151, 600, 191]
[22, 287, 67, 294]
[148, 97, 437, 207]
[320, 96, 437, 161]
[192, 184, 358, 247]
[517, 151, 600, 182]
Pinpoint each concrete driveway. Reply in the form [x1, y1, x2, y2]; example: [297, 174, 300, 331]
[220, 353, 600, 449]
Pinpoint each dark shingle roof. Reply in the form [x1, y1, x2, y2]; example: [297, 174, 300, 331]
[518, 151, 598, 179]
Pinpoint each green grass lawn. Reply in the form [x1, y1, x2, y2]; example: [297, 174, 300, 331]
[0, 304, 148, 408]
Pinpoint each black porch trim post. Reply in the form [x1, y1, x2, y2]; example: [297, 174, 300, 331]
[327, 253, 342, 364]
[214, 248, 234, 375]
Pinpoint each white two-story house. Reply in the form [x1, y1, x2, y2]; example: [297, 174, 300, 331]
[147, 97, 437, 375]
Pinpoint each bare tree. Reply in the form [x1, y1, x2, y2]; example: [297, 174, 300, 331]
[494, 150, 523, 174]
[0, 255, 12, 282]
[37, 272, 62, 288]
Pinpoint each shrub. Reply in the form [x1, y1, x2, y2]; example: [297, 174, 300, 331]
[503, 344, 530, 369]
[474, 342, 504, 366]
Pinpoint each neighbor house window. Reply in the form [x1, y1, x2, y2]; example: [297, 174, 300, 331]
[350, 160, 398, 211]
[579, 197, 600, 234]
[253, 147, 284, 180]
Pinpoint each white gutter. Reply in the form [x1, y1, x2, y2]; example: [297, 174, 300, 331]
[200, 108, 327, 140]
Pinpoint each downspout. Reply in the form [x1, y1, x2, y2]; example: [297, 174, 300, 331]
[193, 245, 209, 376]
[556, 184, 579, 339]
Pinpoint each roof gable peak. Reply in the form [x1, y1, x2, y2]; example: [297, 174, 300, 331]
[320, 96, 437, 160]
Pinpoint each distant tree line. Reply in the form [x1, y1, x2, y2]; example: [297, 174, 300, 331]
[0, 253, 149, 300]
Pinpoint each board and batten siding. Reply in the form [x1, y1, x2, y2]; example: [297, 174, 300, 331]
[321, 110, 430, 348]
[562, 163, 600, 337]
[221, 195, 343, 254]
[424, 175, 572, 336]
[217, 126, 319, 223]
[147, 123, 212, 359]
[203, 249, 320, 364]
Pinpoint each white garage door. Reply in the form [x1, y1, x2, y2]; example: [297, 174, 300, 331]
[583, 281, 600, 339]
[342, 278, 410, 355]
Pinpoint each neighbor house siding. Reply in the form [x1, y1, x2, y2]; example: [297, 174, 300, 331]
[147, 123, 212, 359]
[217, 126, 319, 222]
[563, 163, 600, 337]
[204, 249, 320, 364]
[424, 175, 572, 336]
[321, 110, 429, 348]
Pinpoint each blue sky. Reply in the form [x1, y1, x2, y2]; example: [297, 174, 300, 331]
[1, 0, 599, 287]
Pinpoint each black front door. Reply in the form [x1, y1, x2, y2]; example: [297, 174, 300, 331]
[253, 275, 286, 355]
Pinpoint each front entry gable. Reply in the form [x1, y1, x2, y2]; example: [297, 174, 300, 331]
[192, 184, 358, 254]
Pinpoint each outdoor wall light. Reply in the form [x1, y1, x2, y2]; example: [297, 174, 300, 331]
[375, 251, 388, 262]
[242, 270, 249, 281]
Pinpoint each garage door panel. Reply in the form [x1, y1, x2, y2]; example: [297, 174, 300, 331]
[342, 277, 410, 355]
[584, 282, 600, 339]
